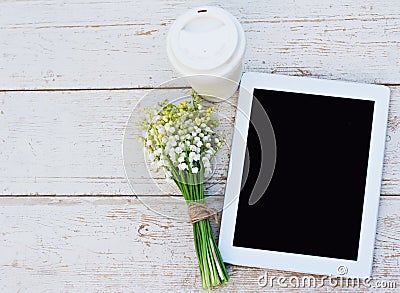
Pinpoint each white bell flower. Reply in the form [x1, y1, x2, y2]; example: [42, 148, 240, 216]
[178, 163, 188, 171]
[175, 147, 183, 154]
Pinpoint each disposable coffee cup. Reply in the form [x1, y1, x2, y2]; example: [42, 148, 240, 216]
[167, 6, 246, 102]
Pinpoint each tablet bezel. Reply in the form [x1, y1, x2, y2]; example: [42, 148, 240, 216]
[218, 72, 390, 278]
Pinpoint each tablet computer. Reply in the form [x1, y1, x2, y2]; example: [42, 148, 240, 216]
[219, 72, 390, 278]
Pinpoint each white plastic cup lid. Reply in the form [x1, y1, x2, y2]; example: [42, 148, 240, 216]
[168, 7, 242, 72]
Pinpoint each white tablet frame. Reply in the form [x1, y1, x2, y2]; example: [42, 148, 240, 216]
[219, 72, 390, 278]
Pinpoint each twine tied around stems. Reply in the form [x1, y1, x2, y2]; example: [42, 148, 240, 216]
[187, 201, 219, 224]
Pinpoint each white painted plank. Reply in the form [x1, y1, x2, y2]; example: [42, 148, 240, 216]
[0, 88, 235, 195]
[0, 0, 399, 90]
[0, 196, 398, 292]
[1, 87, 400, 195]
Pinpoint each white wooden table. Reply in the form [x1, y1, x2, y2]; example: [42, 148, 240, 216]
[1, 1, 399, 291]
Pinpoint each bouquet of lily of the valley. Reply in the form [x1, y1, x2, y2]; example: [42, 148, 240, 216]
[137, 90, 229, 289]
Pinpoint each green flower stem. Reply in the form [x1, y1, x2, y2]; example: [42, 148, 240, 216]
[175, 168, 229, 290]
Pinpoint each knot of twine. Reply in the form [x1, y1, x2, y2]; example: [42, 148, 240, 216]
[187, 202, 219, 224]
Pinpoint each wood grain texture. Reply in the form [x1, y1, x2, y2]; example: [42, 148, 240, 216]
[1, 87, 400, 196]
[0, 0, 399, 90]
[0, 196, 398, 292]
[0, 87, 236, 196]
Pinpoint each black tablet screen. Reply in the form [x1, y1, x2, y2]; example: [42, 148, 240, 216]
[233, 88, 375, 261]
